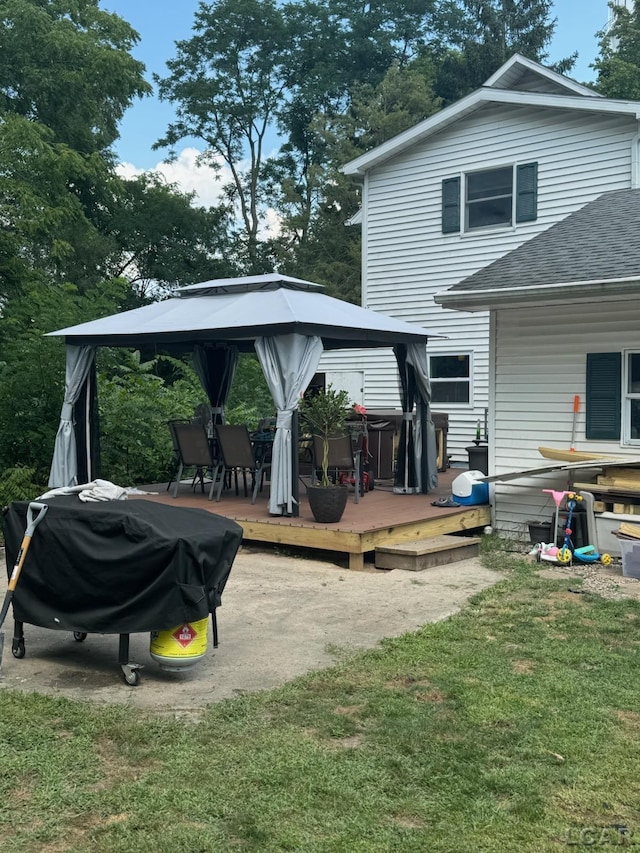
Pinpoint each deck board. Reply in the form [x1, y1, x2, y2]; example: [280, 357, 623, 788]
[133, 468, 491, 569]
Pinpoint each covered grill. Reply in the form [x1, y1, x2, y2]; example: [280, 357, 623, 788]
[3, 498, 243, 685]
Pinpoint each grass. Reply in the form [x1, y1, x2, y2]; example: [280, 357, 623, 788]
[2, 543, 640, 851]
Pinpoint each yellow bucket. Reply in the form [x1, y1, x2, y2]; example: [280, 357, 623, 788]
[150, 617, 209, 671]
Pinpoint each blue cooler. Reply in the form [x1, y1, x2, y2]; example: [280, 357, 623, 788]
[452, 470, 490, 506]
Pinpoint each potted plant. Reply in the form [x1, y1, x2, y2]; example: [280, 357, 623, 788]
[299, 385, 352, 523]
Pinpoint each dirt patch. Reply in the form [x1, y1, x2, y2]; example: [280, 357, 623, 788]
[511, 659, 534, 675]
[0, 548, 501, 714]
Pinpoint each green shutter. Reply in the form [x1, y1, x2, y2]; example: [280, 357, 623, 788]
[586, 352, 621, 440]
[515, 162, 538, 223]
[442, 177, 460, 234]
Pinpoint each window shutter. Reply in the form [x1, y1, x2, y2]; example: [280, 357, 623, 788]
[442, 177, 460, 234]
[515, 162, 538, 223]
[586, 352, 621, 440]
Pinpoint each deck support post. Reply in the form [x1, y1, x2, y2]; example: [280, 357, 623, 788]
[348, 552, 366, 571]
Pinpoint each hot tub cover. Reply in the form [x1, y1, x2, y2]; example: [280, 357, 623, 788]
[3, 498, 243, 634]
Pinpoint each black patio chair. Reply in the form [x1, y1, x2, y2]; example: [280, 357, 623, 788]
[213, 424, 271, 504]
[170, 421, 216, 499]
[312, 432, 363, 504]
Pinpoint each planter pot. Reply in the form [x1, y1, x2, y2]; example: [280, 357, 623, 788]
[528, 521, 552, 545]
[307, 484, 348, 523]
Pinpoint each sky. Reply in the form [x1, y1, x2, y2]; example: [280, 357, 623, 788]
[100, 0, 612, 204]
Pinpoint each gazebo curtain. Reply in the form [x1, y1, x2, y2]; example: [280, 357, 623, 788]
[192, 343, 239, 425]
[407, 342, 438, 492]
[394, 344, 438, 494]
[48, 345, 96, 487]
[255, 334, 323, 515]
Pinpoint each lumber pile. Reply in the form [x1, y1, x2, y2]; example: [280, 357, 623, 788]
[573, 464, 640, 515]
[615, 521, 640, 541]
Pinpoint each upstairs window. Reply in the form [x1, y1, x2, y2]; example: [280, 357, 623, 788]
[429, 354, 471, 405]
[442, 162, 538, 234]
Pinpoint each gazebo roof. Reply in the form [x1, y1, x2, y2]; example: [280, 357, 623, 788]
[48, 274, 443, 350]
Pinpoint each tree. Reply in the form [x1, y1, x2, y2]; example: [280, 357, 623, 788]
[0, 0, 150, 154]
[105, 173, 239, 297]
[0, 276, 132, 478]
[594, 0, 640, 99]
[432, 0, 570, 104]
[0, 1, 152, 296]
[155, 0, 293, 273]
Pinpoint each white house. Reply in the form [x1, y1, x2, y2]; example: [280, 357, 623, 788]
[320, 53, 640, 464]
[436, 187, 640, 544]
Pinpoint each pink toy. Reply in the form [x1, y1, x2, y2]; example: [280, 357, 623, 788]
[543, 488, 570, 549]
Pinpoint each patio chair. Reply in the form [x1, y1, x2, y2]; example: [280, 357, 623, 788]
[213, 424, 271, 504]
[312, 432, 363, 504]
[170, 421, 216, 499]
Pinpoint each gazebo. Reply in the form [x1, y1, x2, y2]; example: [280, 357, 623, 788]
[47, 274, 443, 515]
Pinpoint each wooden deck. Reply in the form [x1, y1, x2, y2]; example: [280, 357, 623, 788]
[134, 468, 490, 570]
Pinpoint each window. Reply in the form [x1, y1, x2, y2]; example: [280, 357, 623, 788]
[624, 352, 640, 443]
[442, 162, 538, 234]
[429, 354, 471, 404]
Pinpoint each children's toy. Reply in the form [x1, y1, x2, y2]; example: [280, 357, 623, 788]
[556, 492, 612, 566]
[543, 488, 569, 549]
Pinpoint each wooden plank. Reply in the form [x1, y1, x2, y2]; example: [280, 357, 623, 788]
[598, 476, 640, 488]
[600, 467, 640, 481]
[375, 535, 480, 571]
[619, 522, 640, 539]
[538, 447, 626, 462]
[358, 507, 491, 551]
[376, 534, 481, 557]
[574, 481, 640, 496]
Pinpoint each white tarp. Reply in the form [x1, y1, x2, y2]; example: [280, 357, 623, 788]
[48, 345, 95, 487]
[255, 334, 323, 515]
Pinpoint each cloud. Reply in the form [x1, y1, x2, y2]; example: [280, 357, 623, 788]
[116, 146, 282, 237]
[116, 147, 231, 208]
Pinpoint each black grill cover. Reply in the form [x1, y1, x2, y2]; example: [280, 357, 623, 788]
[3, 498, 243, 634]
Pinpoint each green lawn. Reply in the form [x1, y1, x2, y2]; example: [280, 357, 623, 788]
[1, 544, 640, 852]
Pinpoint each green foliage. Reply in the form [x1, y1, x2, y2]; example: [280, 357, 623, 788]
[0, 0, 150, 154]
[3, 560, 640, 850]
[156, 0, 291, 272]
[433, 0, 565, 104]
[105, 173, 239, 296]
[0, 277, 132, 479]
[97, 351, 202, 486]
[299, 385, 351, 485]
[225, 354, 275, 430]
[594, 0, 640, 99]
[0, 466, 44, 506]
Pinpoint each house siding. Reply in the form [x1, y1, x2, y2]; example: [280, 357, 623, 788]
[321, 104, 637, 462]
[492, 298, 640, 539]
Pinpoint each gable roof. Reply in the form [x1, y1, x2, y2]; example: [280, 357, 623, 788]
[342, 55, 639, 177]
[482, 54, 600, 97]
[434, 189, 640, 312]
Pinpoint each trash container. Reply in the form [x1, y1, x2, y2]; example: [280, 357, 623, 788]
[466, 443, 488, 475]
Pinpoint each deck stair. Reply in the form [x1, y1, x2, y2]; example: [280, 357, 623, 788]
[375, 534, 481, 572]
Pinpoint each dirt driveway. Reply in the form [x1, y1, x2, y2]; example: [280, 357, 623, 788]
[0, 546, 501, 715]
